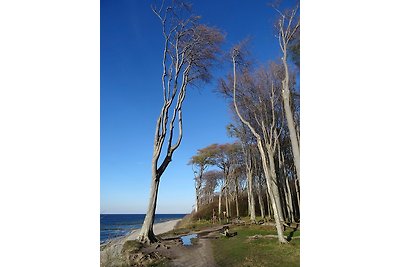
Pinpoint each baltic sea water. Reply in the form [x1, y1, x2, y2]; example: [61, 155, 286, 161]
[100, 214, 186, 243]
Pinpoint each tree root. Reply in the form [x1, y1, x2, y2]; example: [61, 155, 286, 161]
[248, 234, 300, 241]
[137, 233, 160, 245]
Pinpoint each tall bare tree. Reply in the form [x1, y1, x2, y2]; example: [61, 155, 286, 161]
[138, 0, 223, 243]
[222, 47, 287, 243]
[227, 123, 257, 222]
[275, 5, 300, 181]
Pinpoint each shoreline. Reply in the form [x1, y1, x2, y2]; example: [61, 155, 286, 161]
[124, 219, 181, 241]
[101, 219, 181, 246]
[100, 219, 181, 263]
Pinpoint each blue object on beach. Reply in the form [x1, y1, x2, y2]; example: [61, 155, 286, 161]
[180, 234, 198, 246]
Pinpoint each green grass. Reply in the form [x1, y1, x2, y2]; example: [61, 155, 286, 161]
[121, 240, 143, 254]
[211, 224, 300, 267]
[160, 219, 216, 238]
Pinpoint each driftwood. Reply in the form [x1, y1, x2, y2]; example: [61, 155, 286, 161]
[220, 226, 237, 237]
[248, 234, 300, 240]
[232, 217, 245, 225]
[283, 222, 300, 231]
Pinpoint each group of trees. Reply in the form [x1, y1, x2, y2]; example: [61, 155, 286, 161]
[137, 0, 299, 245]
[190, 5, 300, 244]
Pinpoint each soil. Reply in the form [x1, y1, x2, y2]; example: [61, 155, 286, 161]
[101, 222, 228, 267]
[140, 225, 226, 267]
[100, 220, 181, 266]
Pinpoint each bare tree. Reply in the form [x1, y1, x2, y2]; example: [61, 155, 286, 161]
[138, 0, 223, 244]
[274, 5, 300, 182]
[227, 123, 257, 222]
[213, 143, 234, 219]
[189, 146, 214, 212]
[227, 46, 288, 243]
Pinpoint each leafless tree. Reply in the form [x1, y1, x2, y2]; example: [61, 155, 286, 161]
[225, 46, 288, 243]
[227, 122, 257, 223]
[274, 5, 300, 182]
[138, 0, 223, 244]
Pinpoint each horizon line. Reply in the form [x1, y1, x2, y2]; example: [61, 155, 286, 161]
[100, 213, 189, 215]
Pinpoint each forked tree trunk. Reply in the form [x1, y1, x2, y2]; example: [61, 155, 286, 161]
[259, 143, 287, 243]
[266, 147, 285, 224]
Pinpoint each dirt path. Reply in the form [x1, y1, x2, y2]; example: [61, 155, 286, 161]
[148, 225, 224, 267]
[101, 222, 224, 267]
[170, 238, 216, 267]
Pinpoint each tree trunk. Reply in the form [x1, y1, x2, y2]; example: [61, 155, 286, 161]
[257, 186, 265, 219]
[264, 145, 286, 237]
[247, 168, 256, 222]
[295, 178, 300, 208]
[246, 180, 251, 216]
[234, 177, 240, 218]
[137, 171, 160, 244]
[285, 177, 294, 223]
[282, 49, 300, 182]
[265, 188, 271, 220]
[232, 54, 287, 243]
[225, 187, 229, 218]
[218, 189, 222, 220]
[195, 186, 199, 213]
[258, 140, 287, 243]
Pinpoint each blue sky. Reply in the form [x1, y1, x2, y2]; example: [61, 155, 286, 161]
[100, 0, 297, 214]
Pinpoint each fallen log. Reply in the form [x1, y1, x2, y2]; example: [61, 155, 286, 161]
[220, 226, 237, 237]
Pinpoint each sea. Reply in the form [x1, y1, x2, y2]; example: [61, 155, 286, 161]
[100, 214, 186, 244]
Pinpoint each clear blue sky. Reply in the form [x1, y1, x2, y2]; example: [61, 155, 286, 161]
[100, 0, 297, 214]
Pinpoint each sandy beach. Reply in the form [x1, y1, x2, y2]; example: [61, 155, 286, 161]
[124, 219, 181, 241]
[100, 219, 181, 265]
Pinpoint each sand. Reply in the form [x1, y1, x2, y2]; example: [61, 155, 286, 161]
[125, 219, 181, 241]
[100, 219, 181, 265]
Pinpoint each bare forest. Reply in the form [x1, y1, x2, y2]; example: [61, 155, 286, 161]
[103, 0, 300, 266]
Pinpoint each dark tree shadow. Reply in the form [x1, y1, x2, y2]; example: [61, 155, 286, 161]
[286, 224, 299, 242]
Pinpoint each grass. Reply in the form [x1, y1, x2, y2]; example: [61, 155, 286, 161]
[211, 224, 300, 267]
[120, 240, 171, 267]
[121, 240, 143, 254]
[148, 259, 171, 267]
[160, 218, 216, 238]
[159, 213, 300, 266]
